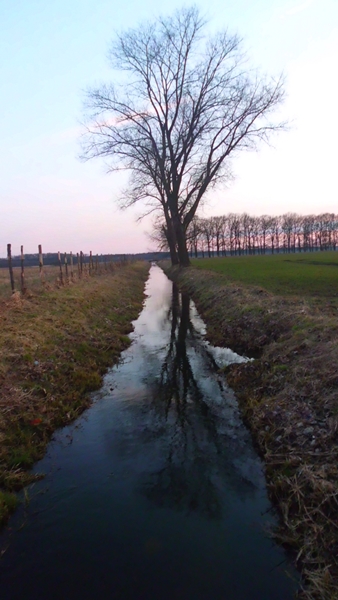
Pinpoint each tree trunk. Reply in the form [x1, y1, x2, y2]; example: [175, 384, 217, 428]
[164, 209, 179, 266]
[168, 197, 190, 267]
[173, 215, 190, 267]
[168, 235, 179, 265]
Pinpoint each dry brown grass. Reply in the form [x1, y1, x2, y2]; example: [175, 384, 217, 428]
[161, 262, 338, 600]
[0, 260, 121, 299]
[0, 265, 60, 298]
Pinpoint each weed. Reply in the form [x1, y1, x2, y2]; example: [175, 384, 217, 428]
[274, 364, 288, 372]
[0, 491, 18, 526]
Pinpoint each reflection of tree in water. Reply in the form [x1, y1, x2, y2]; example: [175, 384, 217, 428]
[160, 285, 209, 421]
[140, 284, 225, 519]
[142, 457, 222, 519]
[139, 283, 260, 518]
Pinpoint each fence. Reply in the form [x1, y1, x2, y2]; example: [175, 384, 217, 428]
[2, 244, 129, 298]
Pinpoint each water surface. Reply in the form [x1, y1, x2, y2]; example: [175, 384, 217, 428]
[0, 266, 298, 599]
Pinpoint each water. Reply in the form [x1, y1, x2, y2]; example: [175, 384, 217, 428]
[0, 266, 298, 599]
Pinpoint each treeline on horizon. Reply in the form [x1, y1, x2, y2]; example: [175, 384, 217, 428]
[185, 212, 338, 257]
[0, 251, 170, 269]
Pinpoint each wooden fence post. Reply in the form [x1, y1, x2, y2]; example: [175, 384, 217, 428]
[58, 251, 64, 285]
[77, 252, 80, 279]
[20, 245, 26, 294]
[64, 253, 69, 282]
[7, 243, 15, 294]
[38, 244, 44, 282]
[80, 251, 83, 277]
[70, 251, 74, 281]
[95, 254, 98, 272]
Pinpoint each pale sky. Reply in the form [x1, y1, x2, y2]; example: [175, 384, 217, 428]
[1, 0, 337, 255]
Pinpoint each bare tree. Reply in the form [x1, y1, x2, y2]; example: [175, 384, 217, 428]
[199, 218, 213, 258]
[147, 215, 170, 252]
[81, 6, 286, 266]
[187, 217, 203, 258]
[211, 216, 224, 257]
[281, 213, 296, 253]
[260, 215, 274, 254]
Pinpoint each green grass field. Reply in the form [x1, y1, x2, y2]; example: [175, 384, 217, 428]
[192, 251, 338, 297]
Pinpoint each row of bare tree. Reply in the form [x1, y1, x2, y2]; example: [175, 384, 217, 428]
[152, 212, 338, 257]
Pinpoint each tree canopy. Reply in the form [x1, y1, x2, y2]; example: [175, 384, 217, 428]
[82, 6, 286, 266]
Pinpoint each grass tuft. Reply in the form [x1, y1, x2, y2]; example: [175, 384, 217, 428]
[0, 491, 18, 527]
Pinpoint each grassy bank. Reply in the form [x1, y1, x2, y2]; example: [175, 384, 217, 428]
[0, 264, 62, 299]
[0, 261, 149, 526]
[161, 257, 338, 600]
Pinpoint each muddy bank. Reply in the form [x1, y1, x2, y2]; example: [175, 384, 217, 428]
[0, 262, 149, 525]
[160, 262, 338, 600]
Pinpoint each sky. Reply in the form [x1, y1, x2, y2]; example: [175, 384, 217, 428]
[1, 0, 337, 255]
